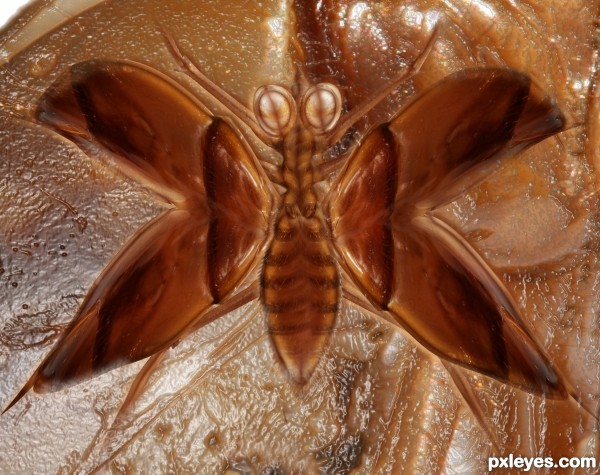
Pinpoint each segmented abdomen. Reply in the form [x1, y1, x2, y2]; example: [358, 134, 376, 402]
[262, 210, 339, 384]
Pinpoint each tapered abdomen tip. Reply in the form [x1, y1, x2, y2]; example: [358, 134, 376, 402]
[270, 329, 331, 385]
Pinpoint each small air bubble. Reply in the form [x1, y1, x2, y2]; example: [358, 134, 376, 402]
[22, 304, 29, 310]
[112, 211, 119, 217]
[59, 244, 66, 250]
[28, 54, 58, 78]
[61, 252, 68, 257]
[11, 282, 18, 288]
[15, 169, 22, 176]
[12, 247, 18, 252]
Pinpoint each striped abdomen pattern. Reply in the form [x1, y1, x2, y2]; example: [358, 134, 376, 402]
[261, 124, 339, 384]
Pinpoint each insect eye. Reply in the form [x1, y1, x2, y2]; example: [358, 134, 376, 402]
[300, 82, 342, 135]
[253, 85, 297, 138]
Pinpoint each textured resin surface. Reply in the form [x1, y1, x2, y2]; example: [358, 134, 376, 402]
[0, 1, 598, 473]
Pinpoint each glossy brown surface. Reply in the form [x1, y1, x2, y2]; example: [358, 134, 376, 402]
[0, 1, 598, 473]
[330, 127, 396, 307]
[204, 119, 273, 301]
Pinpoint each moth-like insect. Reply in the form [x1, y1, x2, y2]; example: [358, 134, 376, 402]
[4, 24, 570, 409]
[0, 0, 600, 474]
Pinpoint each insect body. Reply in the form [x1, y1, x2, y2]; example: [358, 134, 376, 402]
[5, 35, 569, 411]
[258, 83, 342, 384]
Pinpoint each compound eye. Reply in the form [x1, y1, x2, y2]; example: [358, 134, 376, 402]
[300, 83, 342, 135]
[253, 85, 297, 138]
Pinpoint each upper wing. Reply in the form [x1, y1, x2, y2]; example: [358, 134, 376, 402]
[10, 60, 272, 401]
[388, 68, 564, 205]
[330, 68, 566, 396]
[38, 60, 215, 203]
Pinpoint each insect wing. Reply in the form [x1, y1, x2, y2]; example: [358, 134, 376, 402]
[32, 209, 211, 391]
[387, 225, 564, 395]
[38, 60, 214, 202]
[331, 69, 566, 396]
[204, 118, 273, 300]
[389, 68, 565, 205]
[329, 127, 396, 308]
[19, 60, 272, 394]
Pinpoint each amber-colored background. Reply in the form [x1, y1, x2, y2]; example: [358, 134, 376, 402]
[0, 1, 598, 473]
